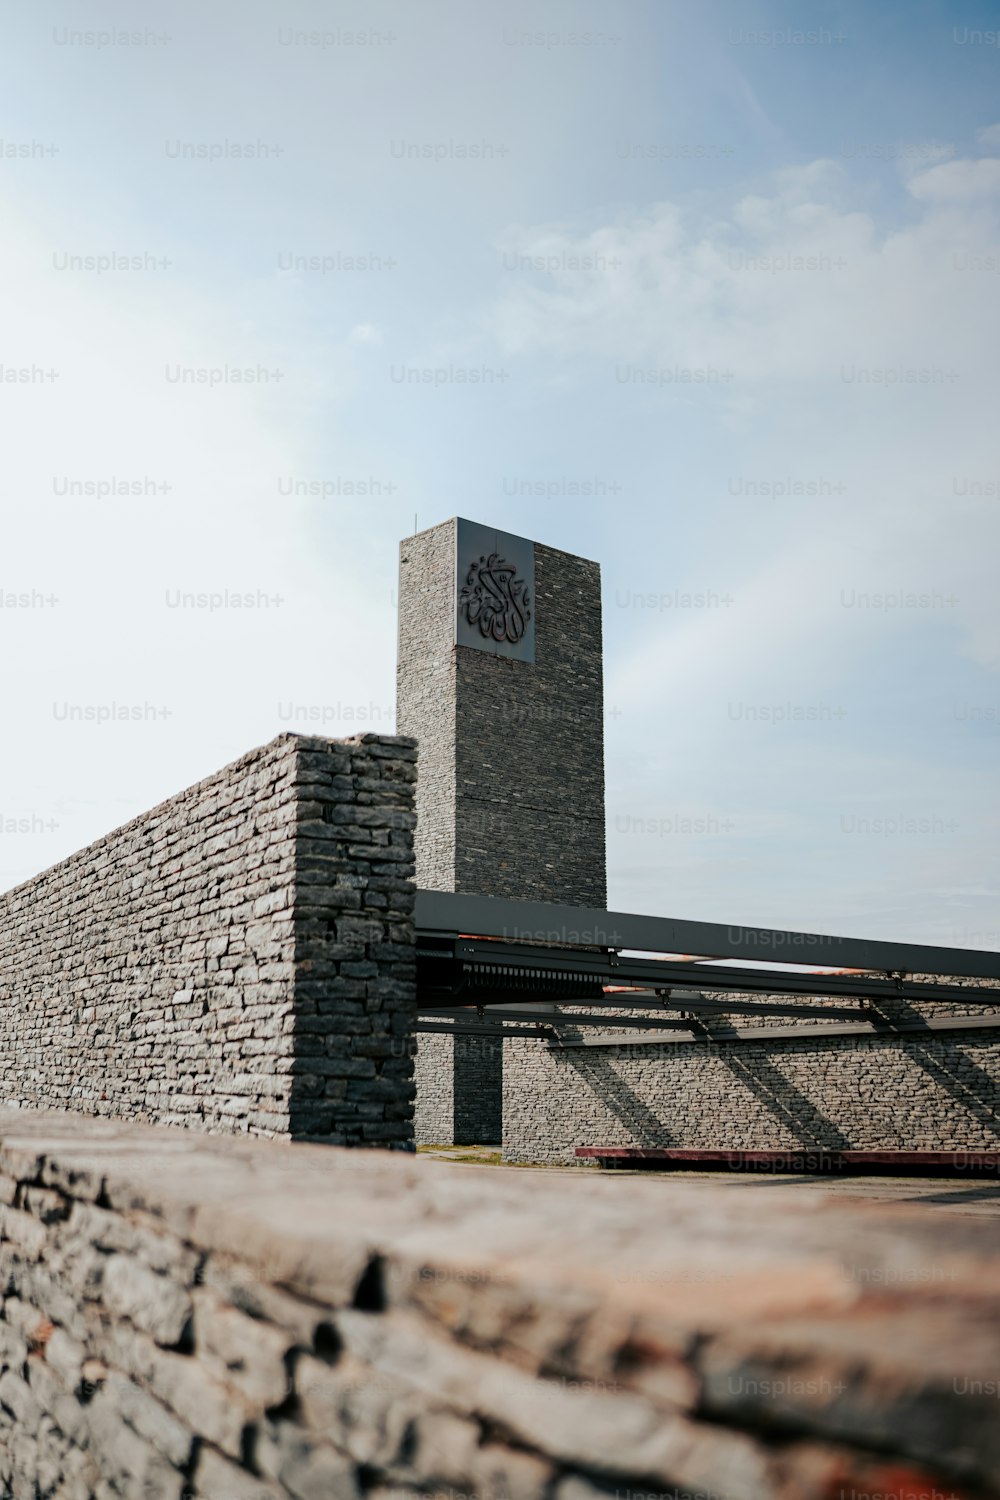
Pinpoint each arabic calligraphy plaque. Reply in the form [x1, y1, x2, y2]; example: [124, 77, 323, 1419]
[454, 519, 536, 662]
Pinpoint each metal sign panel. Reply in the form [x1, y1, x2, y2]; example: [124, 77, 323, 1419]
[455, 518, 535, 662]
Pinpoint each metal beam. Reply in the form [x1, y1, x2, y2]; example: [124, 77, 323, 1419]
[424, 1006, 700, 1032]
[419, 991, 867, 1022]
[416, 1021, 552, 1039]
[415, 890, 1000, 981]
[418, 938, 1000, 1007]
[548, 1012, 1000, 1048]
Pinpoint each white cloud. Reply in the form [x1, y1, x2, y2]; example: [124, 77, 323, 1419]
[488, 146, 999, 391]
[907, 156, 1000, 200]
[485, 139, 1000, 936]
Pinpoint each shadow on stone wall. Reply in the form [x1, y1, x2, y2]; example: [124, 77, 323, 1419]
[563, 1051, 678, 1146]
[717, 1050, 853, 1149]
[904, 1041, 1000, 1140]
[286, 735, 418, 1149]
[868, 997, 1000, 1144]
[455, 1035, 503, 1144]
[563, 1046, 852, 1150]
[505, 993, 1000, 1159]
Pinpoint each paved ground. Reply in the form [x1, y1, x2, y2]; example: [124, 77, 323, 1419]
[417, 1144, 1000, 1217]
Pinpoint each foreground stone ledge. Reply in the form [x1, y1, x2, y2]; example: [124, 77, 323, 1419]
[0, 1109, 997, 1499]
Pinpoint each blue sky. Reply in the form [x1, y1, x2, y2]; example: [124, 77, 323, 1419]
[2, 0, 999, 948]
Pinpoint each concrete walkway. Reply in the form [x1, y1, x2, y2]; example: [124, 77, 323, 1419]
[417, 1142, 1000, 1216]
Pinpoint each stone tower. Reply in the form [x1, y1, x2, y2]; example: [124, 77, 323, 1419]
[398, 516, 606, 905]
[397, 517, 606, 1144]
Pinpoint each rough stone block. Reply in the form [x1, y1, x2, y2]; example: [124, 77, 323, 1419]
[101, 1256, 191, 1347]
[192, 1288, 292, 1410]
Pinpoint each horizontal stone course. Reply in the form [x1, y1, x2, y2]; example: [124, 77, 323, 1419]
[0, 1109, 996, 1498]
[0, 733, 417, 1151]
[503, 983, 1000, 1163]
[399, 521, 609, 1148]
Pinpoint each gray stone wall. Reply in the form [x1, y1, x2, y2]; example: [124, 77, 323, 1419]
[287, 734, 417, 1147]
[398, 519, 607, 1144]
[502, 986, 1000, 1163]
[413, 1032, 504, 1146]
[396, 526, 457, 895]
[396, 520, 607, 906]
[0, 732, 417, 1149]
[413, 1032, 454, 1146]
[0, 1108, 997, 1499]
[453, 1032, 503, 1143]
[453, 538, 606, 907]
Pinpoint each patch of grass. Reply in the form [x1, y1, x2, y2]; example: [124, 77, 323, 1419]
[419, 1145, 504, 1165]
[417, 1144, 593, 1170]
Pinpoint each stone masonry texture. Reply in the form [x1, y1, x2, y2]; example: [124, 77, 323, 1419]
[396, 524, 457, 898]
[398, 518, 607, 1144]
[0, 733, 417, 1149]
[414, 1032, 503, 1147]
[0, 1108, 998, 1499]
[501, 983, 1000, 1164]
[396, 518, 606, 905]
